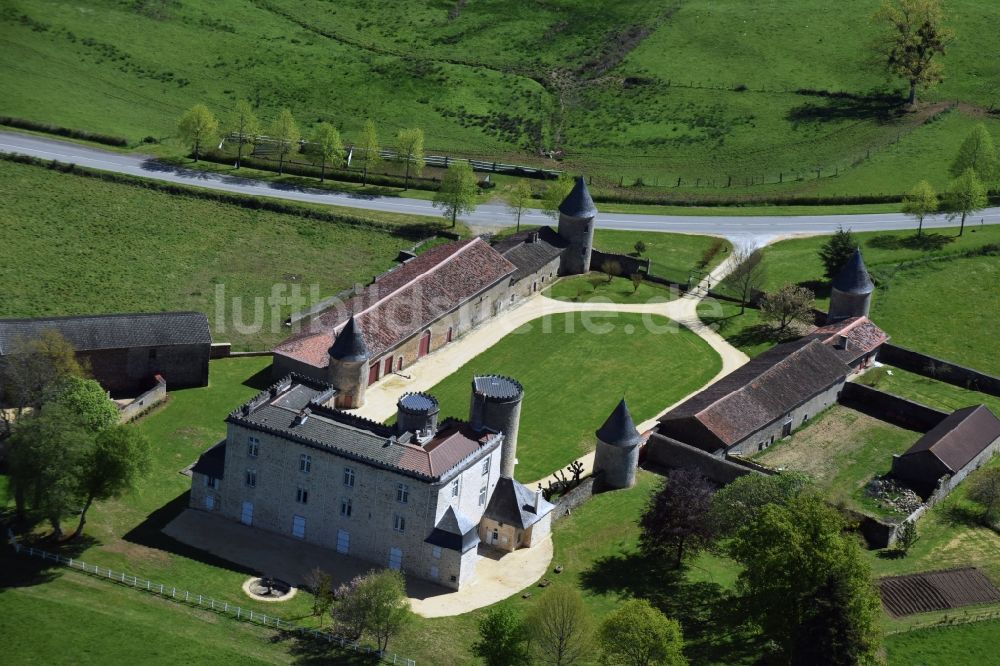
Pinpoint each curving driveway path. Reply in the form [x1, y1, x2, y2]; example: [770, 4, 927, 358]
[3, 131, 1000, 245]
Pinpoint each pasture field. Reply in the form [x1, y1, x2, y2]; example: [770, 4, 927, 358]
[422, 311, 721, 482]
[886, 618, 1000, 666]
[0, 159, 426, 350]
[2, 0, 999, 198]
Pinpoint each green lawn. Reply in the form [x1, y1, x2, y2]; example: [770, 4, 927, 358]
[695, 300, 775, 359]
[592, 230, 731, 282]
[4, 0, 999, 197]
[753, 405, 921, 517]
[545, 274, 677, 304]
[0, 159, 424, 350]
[423, 311, 721, 481]
[860, 367, 1000, 421]
[887, 618, 1000, 666]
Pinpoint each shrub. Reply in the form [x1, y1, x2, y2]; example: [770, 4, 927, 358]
[0, 116, 129, 147]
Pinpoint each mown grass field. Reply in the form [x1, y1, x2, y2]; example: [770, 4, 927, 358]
[0, 159, 427, 350]
[886, 618, 1000, 666]
[592, 229, 731, 281]
[423, 312, 721, 482]
[3, 0, 999, 197]
[545, 274, 677, 304]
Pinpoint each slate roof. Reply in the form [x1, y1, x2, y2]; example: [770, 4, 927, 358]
[832, 248, 874, 294]
[328, 316, 368, 362]
[483, 476, 554, 529]
[425, 505, 480, 553]
[805, 316, 889, 364]
[559, 176, 598, 219]
[658, 339, 850, 451]
[473, 375, 524, 401]
[192, 440, 226, 479]
[274, 239, 516, 368]
[898, 405, 1000, 473]
[0, 312, 211, 355]
[228, 375, 501, 482]
[492, 226, 567, 282]
[596, 399, 642, 448]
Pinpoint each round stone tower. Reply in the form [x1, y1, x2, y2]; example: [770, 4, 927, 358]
[557, 176, 597, 276]
[469, 375, 524, 478]
[828, 247, 874, 323]
[593, 398, 642, 491]
[328, 315, 369, 409]
[396, 392, 440, 442]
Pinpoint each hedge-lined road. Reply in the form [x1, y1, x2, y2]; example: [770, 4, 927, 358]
[3, 132, 999, 244]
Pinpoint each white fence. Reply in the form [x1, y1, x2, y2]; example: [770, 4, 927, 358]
[12, 542, 416, 666]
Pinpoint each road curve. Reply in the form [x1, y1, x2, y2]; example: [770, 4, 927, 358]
[3, 131, 999, 244]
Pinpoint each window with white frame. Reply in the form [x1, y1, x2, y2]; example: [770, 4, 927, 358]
[247, 436, 259, 458]
[245, 469, 257, 488]
[479, 483, 488, 506]
[393, 514, 406, 533]
[300, 454, 311, 473]
[481, 457, 491, 476]
[396, 483, 409, 504]
[344, 467, 355, 487]
[450, 479, 460, 497]
[340, 497, 352, 517]
[295, 487, 309, 504]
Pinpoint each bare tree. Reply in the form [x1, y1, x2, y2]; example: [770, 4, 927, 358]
[759, 285, 815, 336]
[0, 330, 83, 429]
[526, 587, 592, 666]
[725, 245, 765, 314]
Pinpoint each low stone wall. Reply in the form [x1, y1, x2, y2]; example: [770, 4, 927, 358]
[118, 375, 167, 423]
[210, 343, 231, 359]
[590, 249, 649, 278]
[645, 433, 764, 485]
[880, 343, 1000, 398]
[839, 382, 948, 432]
[551, 476, 596, 524]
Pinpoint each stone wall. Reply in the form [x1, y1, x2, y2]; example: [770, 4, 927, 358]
[880, 343, 1000, 397]
[552, 476, 596, 523]
[589, 249, 649, 278]
[839, 382, 948, 432]
[645, 434, 764, 485]
[118, 375, 167, 423]
[78, 343, 210, 395]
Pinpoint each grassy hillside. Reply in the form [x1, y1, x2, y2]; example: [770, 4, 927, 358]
[0, 159, 421, 349]
[2, 0, 999, 198]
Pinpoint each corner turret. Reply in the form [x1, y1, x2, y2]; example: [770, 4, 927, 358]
[593, 398, 642, 490]
[828, 248, 874, 323]
[328, 315, 369, 409]
[469, 375, 524, 478]
[557, 176, 597, 275]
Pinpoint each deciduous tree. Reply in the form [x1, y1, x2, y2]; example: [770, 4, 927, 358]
[269, 108, 300, 175]
[0, 330, 83, 436]
[873, 0, 953, 107]
[358, 119, 381, 186]
[950, 123, 998, 184]
[727, 495, 882, 665]
[50, 376, 119, 434]
[434, 161, 478, 227]
[72, 424, 151, 538]
[601, 259, 621, 283]
[526, 587, 592, 666]
[228, 99, 259, 169]
[395, 128, 425, 190]
[723, 245, 765, 314]
[634, 240, 647, 256]
[598, 599, 686, 666]
[473, 606, 531, 666]
[943, 167, 988, 236]
[312, 122, 344, 182]
[818, 226, 859, 279]
[901, 180, 938, 237]
[542, 174, 574, 219]
[334, 570, 411, 653]
[178, 104, 219, 161]
[506, 180, 534, 232]
[967, 467, 1000, 525]
[759, 285, 815, 336]
[709, 472, 809, 538]
[639, 468, 715, 568]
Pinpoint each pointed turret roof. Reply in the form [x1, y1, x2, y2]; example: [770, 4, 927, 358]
[425, 505, 480, 553]
[558, 176, 598, 219]
[328, 315, 368, 362]
[596, 399, 642, 448]
[831, 248, 874, 295]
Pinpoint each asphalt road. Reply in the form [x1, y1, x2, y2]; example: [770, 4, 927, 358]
[3, 131, 999, 244]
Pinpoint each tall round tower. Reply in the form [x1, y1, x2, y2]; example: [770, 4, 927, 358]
[328, 315, 370, 409]
[396, 392, 440, 442]
[593, 398, 642, 491]
[828, 247, 874, 323]
[469, 375, 524, 478]
[557, 176, 597, 276]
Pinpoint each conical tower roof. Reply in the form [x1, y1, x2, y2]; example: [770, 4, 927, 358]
[831, 247, 874, 295]
[328, 315, 369, 362]
[596, 399, 642, 448]
[558, 176, 598, 219]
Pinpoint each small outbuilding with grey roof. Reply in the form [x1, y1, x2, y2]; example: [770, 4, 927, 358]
[479, 476, 554, 552]
[0, 312, 211, 395]
[892, 405, 1000, 498]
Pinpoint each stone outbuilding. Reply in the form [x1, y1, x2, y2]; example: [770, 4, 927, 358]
[828, 247, 875, 323]
[479, 476, 554, 553]
[593, 398, 642, 490]
[805, 316, 889, 372]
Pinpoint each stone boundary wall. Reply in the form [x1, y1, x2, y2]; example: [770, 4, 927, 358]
[880, 343, 1000, 398]
[118, 375, 167, 423]
[589, 249, 649, 278]
[839, 382, 948, 432]
[645, 434, 764, 485]
[551, 476, 596, 523]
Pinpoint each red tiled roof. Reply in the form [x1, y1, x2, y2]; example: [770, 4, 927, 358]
[807, 316, 888, 364]
[274, 239, 516, 367]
